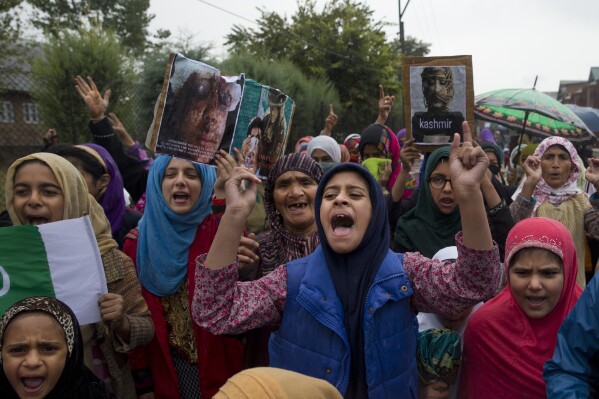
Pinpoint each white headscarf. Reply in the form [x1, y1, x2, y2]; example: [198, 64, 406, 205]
[307, 136, 341, 163]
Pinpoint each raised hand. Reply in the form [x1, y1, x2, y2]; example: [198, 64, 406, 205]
[322, 103, 338, 135]
[378, 160, 392, 189]
[74, 75, 111, 120]
[522, 155, 542, 183]
[42, 128, 58, 146]
[449, 121, 489, 196]
[204, 166, 262, 269]
[376, 84, 395, 125]
[586, 158, 599, 187]
[224, 166, 261, 220]
[214, 148, 244, 198]
[399, 138, 422, 171]
[107, 112, 135, 147]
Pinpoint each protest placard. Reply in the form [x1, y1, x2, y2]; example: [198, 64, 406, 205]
[231, 79, 296, 179]
[402, 55, 474, 150]
[147, 53, 244, 164]
[147, 54, 295, 176]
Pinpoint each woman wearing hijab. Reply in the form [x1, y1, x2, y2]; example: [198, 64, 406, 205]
[254, 153, 323, 277]
[394, 146, 513, 260]
[479, 141, 512, 203]
[192, 127, 502, 399]
[0, 296, 114, 399]
[242, 153, 322, 368]
[49, 144, 141, 248]
[359, 124, 402, 191]
[214, 367, 342, 399]
[307, 136, 341, 164]
[343, 134, 361, 163]
[5, 153, 153, 398]
[478, 128, 496, 144]
[459, 217, 582, 398]
[510, 136, 599, 288]
[122, 155, 243, 399]
[294, 136, 313, 155]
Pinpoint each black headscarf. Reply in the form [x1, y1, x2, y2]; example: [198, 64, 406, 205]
[314, 163, 391, 398]
[0, 297, 113, 399]
[480, 141, 503, 168]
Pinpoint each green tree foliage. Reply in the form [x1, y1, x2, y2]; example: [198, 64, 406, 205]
[0, 0, 23, 55]
[391, 36, 431, 57]
[218, 53, 341, 151]
[14, 0, 153, 53]
[30, 28, 135, 144]
[225, 0, 401, 133]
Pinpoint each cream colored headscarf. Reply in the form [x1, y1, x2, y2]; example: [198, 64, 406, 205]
[213, 367, 343, 399]
[5, 152, 117, 255]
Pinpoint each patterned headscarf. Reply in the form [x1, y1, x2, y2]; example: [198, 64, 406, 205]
[0, 296, 94, 398]
[344, 133, 361, 163]
[5, 153, 118, 256]
[359, 124, 402, 189]
[531, 137, 582, 206]
[0, 296, 75, 355]
[257, 153, 322, 275]
[136, 155, 216, 296]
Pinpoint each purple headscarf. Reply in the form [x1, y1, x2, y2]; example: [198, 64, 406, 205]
[81, 143, 126, 235]
[397, 128, 407, 141]
[479, 128, 496, 144]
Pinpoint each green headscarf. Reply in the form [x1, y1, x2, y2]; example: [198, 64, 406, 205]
[394, 147, 461, 258]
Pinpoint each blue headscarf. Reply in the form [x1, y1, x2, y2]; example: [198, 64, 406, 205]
[136, 155, 216, 296]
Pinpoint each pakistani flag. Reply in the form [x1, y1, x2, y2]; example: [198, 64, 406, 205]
[0, 216, 107, 325]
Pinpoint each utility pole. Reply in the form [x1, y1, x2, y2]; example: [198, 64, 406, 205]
[398, 0, 411, 54]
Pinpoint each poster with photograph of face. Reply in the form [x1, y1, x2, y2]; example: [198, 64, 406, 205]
[230, 79, 296, 179]
[402, 55, 474, 149]
[147, 53, 244, 165]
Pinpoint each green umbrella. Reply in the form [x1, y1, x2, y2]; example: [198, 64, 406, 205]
[474, 87, 596, 144]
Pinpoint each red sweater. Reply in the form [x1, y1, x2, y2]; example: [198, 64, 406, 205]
[123, 214, 242, 399]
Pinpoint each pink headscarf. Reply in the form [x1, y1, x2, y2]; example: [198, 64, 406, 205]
[460, 218, 582, 398]
[531, 136, 581, 207]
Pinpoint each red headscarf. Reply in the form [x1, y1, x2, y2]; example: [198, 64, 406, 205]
[459, 217, 582, 399]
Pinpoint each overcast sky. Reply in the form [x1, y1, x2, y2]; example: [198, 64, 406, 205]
[149, 0, 599, 95]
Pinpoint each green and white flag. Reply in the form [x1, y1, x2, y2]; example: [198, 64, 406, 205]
[0, 216, 107, 325]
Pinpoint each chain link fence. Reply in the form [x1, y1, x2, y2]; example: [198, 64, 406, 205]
[0, 65, 149, 212]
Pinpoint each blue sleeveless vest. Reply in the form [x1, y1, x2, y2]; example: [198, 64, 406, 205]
[269, 246, 418, 398]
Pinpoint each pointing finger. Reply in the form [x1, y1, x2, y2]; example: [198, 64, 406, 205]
[461, 121, 472, 144]
[379, 84, 385, 99]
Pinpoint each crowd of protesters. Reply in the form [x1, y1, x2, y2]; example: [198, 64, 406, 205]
[1, 74, 599, 399]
